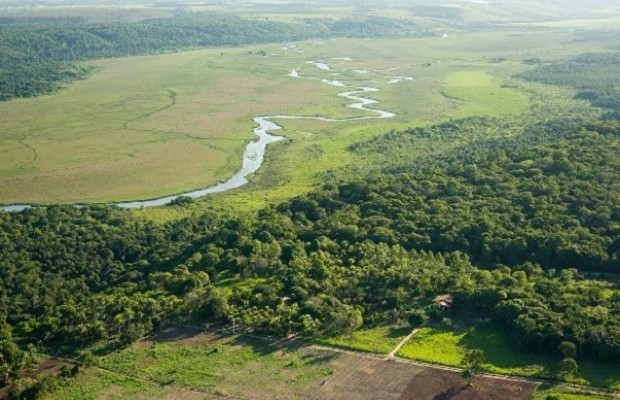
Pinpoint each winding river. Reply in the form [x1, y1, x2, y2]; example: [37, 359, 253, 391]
[1, 60, 396, 212]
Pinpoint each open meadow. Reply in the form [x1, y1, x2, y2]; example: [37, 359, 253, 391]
[0, 28, 608, 208]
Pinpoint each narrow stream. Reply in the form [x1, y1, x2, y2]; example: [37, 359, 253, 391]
[2, 60, 396, 212]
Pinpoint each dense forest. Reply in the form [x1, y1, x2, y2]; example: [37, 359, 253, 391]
[1, 118, 618, 395]
[0, 14, 423, 101]
[351, 117, 619, 271]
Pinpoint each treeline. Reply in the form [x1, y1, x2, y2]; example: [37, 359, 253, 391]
[519, 53, 620, 119]
[0, 14, 323, 101]
[328, 16, 423, 38]
[0, 14, 423, 102]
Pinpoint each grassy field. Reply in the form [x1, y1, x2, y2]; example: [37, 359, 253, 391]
[441, 70, 530, 118]
[97, 335, 334, 395]
[0, 44, 344, 204]
[3, 28, 604, 207]
[534, 386, 617, 400]
[315, 325, 412, 354]
[214, 271, 267, 296]
[397, 325, 620, 390]
[40, 368, 218, 400]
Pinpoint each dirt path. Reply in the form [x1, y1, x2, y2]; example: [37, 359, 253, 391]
[388, 328, 418, 358]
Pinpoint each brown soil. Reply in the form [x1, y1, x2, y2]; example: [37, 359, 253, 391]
[35, 359, 71, 376]
[132, 324, 225, 349]
[398, 369, 536, 400]
[313, 357, 426, 400]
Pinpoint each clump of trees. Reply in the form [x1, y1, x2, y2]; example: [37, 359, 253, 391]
[350, 117, 620, 272]
[0, 323, 40, 399]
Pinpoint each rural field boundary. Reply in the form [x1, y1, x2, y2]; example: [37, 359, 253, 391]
[176, 322, 620, 399]
[224, 325, 620, 399]
[46, 323, 620, 399]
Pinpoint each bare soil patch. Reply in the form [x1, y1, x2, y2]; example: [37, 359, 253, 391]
[29, 359, 70, 377]
[313, 357, 427, 400]
[398, 369, 536, 400]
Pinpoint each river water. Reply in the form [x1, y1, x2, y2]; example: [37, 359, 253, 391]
[1, 60, 396, 212]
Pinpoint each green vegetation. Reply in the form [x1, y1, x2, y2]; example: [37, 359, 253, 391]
[4, 27, 615, 206]
[442, 71, 530, 118]
[40, 332, 337, 400]
[1, 118, 619, 396]
[460, 348, 484, 387]
[0, 44, 344, 203]
[520, 53, 620, 119]
[1, 1, 620, 398]
[39, 369, 172, 400]
[534, 386, 617, 400]
[398, 325, 620, 388]
[215, 272, 267, 297]
[0, 14, 321, 101]
[0, 13, 428, 102]
[315, 326, 411, 354]
[0, 29, 549, 204]
[100, 335, 332, 391]
[399, 328, 465, 365]
[350, 117, 620, 272]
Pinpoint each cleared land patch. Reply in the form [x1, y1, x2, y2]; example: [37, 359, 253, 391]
[42, 326, 536, 400]
[315, 325, 412, 354]
[442, 70, 530, 118]
[397, 326, 620, 390]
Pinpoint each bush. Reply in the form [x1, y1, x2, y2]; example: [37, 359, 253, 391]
[407, 309, 428, 327]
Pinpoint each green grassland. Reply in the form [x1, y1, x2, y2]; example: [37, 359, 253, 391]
[441, 70, 529, 118]
[184, 31, 594, 213]
[1, 28, 604, 208]
[215, 271, 267, 296]
[40, 369, 214, 400]
[98, 336, 333, 394]
[534, 387, 616, 400]
[315, 325, 412, 354]
[397, 325, 620, 390]
[0, 45, 347, 204]
[43, 332, 337, 400]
